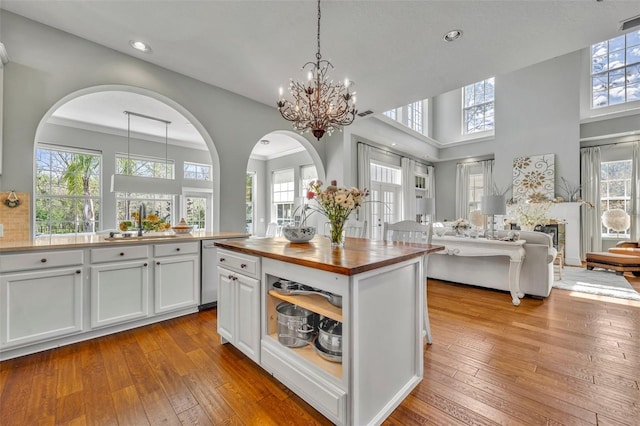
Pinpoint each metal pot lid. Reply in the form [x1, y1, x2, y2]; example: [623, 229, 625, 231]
[319, 317, 342, 335]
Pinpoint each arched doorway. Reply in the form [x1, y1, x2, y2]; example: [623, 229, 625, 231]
[32, 85, 220, 235]
[245, 131, 325, 236]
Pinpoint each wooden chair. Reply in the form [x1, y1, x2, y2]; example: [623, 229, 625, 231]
[382, 220, 433, 344]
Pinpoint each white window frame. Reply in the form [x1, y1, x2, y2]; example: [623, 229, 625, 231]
[272, 168, 295, 225]
[183, 161, 211, 181]
[600, 159, 632, 238]
[407, 101, 423, 133]
[35, 145, 102, 235]
[463, 77, 495, 134]
[591, 30, 640, 109]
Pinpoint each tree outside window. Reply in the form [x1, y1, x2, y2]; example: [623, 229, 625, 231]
[463, 78, 495, 134]
[592, 30, 640, 108]
[35, 147, 101, 234]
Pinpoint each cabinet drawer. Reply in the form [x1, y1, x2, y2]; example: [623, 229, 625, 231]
[154, 241, 199, 257]
[91, 245, 149, 264]
[0, 250, 84, 273]
[262, 343, 346, 425]
[217, 249, 260, 278]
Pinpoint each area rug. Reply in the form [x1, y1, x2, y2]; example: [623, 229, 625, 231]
[553, 267, 640, 301]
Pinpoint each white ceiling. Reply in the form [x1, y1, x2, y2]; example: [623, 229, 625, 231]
[3, 0, 640, 156]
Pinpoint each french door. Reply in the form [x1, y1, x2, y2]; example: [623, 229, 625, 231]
[369, 182, 401, 240]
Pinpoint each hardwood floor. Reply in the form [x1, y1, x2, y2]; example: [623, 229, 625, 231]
[2, 275, 639, 425]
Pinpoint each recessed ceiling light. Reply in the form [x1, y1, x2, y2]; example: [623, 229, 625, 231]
[260, 139, 270, 145]
[129, 40, 152, 53]
[443, 29, 463, 42]
[391, 143, 397, 146]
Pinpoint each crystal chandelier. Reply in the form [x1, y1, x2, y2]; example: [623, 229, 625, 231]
[277, 0, 357, 140]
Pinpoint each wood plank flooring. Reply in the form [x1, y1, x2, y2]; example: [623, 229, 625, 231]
[1, 275, 639, 425]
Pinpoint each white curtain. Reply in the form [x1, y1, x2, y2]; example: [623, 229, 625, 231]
[631, 141, 640, 241]
[482, 159, 495, 195]
[427, 165, 436, 220]
[357, 143, 372, 233]
[455, 163, 470, 219]
[580, 146, 601, 258]
[401, 157, 416, 220]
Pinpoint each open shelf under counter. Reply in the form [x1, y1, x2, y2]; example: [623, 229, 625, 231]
[266, 333, 342, 379]
[267, 289, 342, 323]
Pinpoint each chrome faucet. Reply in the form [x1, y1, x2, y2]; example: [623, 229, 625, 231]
[138, 204, 146, 236]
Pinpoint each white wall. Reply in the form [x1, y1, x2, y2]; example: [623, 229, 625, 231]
[0, 11, 326, 234]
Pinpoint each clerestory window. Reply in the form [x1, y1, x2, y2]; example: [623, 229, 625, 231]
[591, 30, 640, 108]
[463, 78, 495, 134]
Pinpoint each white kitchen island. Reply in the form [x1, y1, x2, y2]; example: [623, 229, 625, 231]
[214, 236, 443, 426]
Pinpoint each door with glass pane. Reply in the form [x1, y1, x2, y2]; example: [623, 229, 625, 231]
[370, 182, 401, 240]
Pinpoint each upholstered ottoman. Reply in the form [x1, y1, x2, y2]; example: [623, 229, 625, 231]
[586, 252, 640, 276]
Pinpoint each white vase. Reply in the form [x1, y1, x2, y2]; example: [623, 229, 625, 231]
[520, 225, 535, 232]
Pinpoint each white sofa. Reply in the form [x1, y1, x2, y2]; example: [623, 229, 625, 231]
[427, 230, 556, 298]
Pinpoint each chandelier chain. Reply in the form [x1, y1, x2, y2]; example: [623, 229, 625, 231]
[316, 0, 321, 61]
[276, 0, 357, 140]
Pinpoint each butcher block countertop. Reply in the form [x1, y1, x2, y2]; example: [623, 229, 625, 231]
[0, 231, 249, 252]
[215, 236, 444, 276]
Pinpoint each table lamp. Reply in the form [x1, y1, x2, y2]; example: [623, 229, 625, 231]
[481, 195, 506, 239]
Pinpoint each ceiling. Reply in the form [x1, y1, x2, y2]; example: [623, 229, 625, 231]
[2, 1, 639, 156]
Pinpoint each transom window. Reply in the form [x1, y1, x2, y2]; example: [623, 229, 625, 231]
[273, 169, 295, 225]
[407, 101, 423, 133]
[591, 30, 640, 108]
[463, 77, 495, 134]
[116, 153, 174, 179]
[383, 109, 397, 120]
[184, 161, 211, 181]
[35, 146, 101, 235]
[600, 159, 632, 237]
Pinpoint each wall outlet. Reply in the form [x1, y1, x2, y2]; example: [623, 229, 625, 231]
[0, 224, 4, 237]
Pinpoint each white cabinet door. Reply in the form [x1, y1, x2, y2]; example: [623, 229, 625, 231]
[217, 267, 236, 343]
[1, 267, 83, 348]
[154, 255, 199, 314]
[235, 273, 260, 362]
[90, 261, 149, 328]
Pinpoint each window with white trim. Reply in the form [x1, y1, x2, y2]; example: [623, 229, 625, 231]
[383, 109, 397, 120]
[184, 161, 211, 181]
[600, 159, 632, 237]
[300, 164, 317, 196]
[273, 169, 295, 225]
[115, 192, 173, 225]
[591, 31, 640, 108]
[35, 146, 101, 235]
[370, 162, 402, 240]
[463, 77, 495, 134]
[116, 153, 174, 179]
[407, 101, 423, 133]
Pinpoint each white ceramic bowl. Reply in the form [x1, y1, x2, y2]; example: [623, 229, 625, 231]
[282, 225, 316, 243]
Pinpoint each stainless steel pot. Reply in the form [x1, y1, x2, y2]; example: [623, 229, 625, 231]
[317, 317, 342, 354]
[276, 302, 318, 347]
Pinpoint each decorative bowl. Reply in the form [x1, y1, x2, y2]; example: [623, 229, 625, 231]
[282, 225, 316, 243]
[172, 217, 193, 235]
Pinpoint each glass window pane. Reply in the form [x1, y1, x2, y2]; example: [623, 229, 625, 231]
[592, 41, 607, 57]
[627, 30, 640, 47]
[627, 82, 640, 102]
[592, 54, 607, 74]
[608, 35, 625, 53]
[609, 86, 625, 105]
